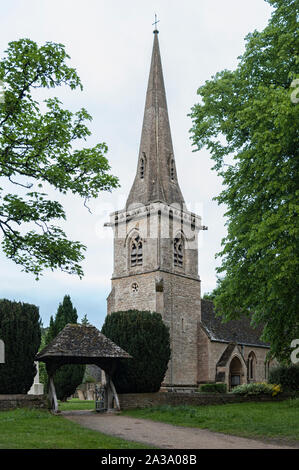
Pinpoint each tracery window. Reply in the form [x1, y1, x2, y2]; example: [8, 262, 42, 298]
[248, 352, 256, 380]
[174, 234, 184, 268]
[130, 235, 143, 267]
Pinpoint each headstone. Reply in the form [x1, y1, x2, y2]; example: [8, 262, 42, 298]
[28, 362, 44, 395]
[86, 389, 95, 400]
[77, 389, 86, 400]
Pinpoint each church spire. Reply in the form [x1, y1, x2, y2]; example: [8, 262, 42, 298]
[126, 30, 185, 209]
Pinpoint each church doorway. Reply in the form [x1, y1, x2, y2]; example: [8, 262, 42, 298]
[229, 356, 243, 390]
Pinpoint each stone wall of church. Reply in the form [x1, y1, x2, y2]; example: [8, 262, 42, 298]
[161, 271, 201, 386]
[108, 272, 157, 314]
[243, 345, 273, 382]
[107, 270, 201, 386]
[197, 326, 211, 383]
[199, 338, 272, 388]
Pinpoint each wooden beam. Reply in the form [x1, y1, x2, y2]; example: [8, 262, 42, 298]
[110, 378, 120, 411]
[48, 375, 58, 413]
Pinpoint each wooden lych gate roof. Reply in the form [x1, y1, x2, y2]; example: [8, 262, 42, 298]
[36, 323, 131, 367]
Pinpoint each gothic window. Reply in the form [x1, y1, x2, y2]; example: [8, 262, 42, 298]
[248, 352, 256, 380]
[130, 235, 143, 267]
[170, 159, 175, 180]
[174, 234, 184, 268]
[140, 153, 146, 179]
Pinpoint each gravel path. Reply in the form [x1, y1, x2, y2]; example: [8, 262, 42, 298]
[62, 410, 295, 449]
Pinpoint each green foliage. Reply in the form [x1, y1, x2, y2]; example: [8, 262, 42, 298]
[44, 295, 85, 400]
[189, 0, 299, 361]
[202, 292, 216, 301]
[0, 38, 119, 278]
[38, 329, 48, 388]
[199, 383, 227, 393]
[269, 364, 299, 391]
[83, 375, 96, 384]
[231, 382, 282, 397]
[80, 313, 90, 326]
[0, 299, 41, 393]
[101, 310, 171, 393]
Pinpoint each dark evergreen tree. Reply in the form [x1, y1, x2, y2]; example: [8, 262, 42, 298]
[44, 295, 85, 401]
[0, 299, 41, 393]
[101, 310, 171, 393]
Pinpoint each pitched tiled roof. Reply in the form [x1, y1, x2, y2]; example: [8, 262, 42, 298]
[36, 323, 131, 361]
[201, 299, 269, 348]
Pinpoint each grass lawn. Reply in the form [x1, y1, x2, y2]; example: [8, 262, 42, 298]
[0, 408, 149, 449]
[58, 398, 95, 411]
[122, 399, 299, 443]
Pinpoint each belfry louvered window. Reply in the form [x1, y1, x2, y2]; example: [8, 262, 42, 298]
[170, 159, 175, 180]
[140, 156, 145, 179]
[130, 235, 143, 267]
[174, 235, 184, 267]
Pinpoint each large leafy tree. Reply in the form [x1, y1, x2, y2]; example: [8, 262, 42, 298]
[44, 295, 85, 401]
[189, 0, 299, 361]
[0, 39, 119, 278]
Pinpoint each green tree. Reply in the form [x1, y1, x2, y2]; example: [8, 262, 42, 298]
[101, 310, 171, 393]
[45, 295, 85, 400]
[0, 299, 41, 393]
[0, 39, 119, 278]
[81, 313, 90, 326]
[189, 0, 299, 362]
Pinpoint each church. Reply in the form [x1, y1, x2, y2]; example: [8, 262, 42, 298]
[106, 28, 273, 390]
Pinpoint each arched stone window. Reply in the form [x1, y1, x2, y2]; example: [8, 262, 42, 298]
[174, 234, 184, 268]
[140, 153, 146, 179]
[248, 352, 256, 381]
[130, 234, 143, 267]
[170, 159, 175, 180]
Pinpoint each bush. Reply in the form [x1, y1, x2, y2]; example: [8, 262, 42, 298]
[269, 364, 299, 392]
[199, 383, 227, 393]
[0, 299, 41, 394]
[101, 310, 171, 393]
[231, 382, 282, 397]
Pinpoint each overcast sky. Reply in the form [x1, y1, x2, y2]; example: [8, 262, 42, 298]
[0, 0, 273, 330]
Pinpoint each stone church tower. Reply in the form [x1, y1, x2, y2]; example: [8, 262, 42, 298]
[106, 29, 205, 386]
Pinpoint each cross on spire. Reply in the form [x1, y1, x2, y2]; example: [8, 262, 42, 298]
[152, 13, 160, 33]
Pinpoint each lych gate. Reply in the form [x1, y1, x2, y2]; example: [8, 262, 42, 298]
[35, 323, 131, 413]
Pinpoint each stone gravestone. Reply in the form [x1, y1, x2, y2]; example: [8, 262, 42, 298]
[28, 361, 44, 395]
[77, 389, 86, 400]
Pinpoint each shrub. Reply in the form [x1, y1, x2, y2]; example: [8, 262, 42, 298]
[0, 299, 41, 394]
[231, 382, 282, 397]
[101, 310, 171, 393]
[269, 364, 299, 392]
[199, 383, 227, 393]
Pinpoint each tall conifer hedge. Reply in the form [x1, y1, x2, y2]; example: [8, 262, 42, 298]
[101, 310, 171, 393]
[0, 299, 41, 394]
